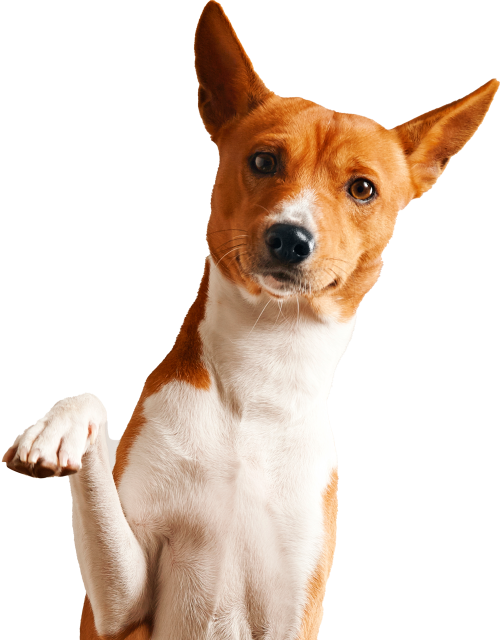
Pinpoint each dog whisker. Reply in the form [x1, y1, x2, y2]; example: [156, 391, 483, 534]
[214, 243, 246, 264]
[254, 204, 272, 216]
[271, 300, 283, 330]
[212, 235, 249, 253]
[320, 258, 350, 276]
[226, 253, 241, 269]
[276, 299, 289, 327]
[322, 266, 340, 282]
[206, 227, 247, 236]
[247, 298, 272, 337]
[214, 245, 247, 267]
[227, 279, 273, 346]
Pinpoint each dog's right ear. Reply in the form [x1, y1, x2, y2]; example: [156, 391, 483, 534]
[195, 1, 271, 138]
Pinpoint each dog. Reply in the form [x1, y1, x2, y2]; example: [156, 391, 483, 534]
[3, 2, 498, 638]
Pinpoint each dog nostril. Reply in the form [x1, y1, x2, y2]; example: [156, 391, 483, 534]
[267, 236, 282, 250]
[294, 243, 309, 257]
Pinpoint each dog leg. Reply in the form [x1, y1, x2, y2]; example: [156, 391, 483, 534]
[3, 393, 149, 637]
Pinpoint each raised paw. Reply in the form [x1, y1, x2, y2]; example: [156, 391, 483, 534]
[5, 452, 78, 477]
[2, 393, 107, 479]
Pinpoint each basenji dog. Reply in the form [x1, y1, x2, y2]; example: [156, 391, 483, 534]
[3, 2, 498, 639]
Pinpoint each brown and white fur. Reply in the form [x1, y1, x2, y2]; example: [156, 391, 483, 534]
[3, 3, 498, 639]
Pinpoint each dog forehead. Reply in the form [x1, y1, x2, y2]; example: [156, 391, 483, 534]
[224, 96, 398, 173]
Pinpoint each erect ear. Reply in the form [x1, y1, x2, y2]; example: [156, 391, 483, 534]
[194, 1, 272, 138]
[393, 79, 498, 198]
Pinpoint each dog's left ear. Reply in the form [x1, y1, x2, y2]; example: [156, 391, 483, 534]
[394, 79, 498, 198]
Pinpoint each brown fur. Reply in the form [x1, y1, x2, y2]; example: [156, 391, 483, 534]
[198, 3, 498, 321]
[112, 260, 210, 486]
[81, 262, 210, 638]
[194, 2, 498, 633]
[297, 470, 339, 640]
[81, 596, 151, 640]
[2, 3, 496, 638]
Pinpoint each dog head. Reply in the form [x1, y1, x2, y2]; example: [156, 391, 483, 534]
[195, 1, 498, 319]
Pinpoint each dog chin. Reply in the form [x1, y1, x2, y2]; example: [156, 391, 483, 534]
[257, 274, 297, 298]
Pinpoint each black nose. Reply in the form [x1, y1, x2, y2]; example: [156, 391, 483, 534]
[265, 224, 315, 264]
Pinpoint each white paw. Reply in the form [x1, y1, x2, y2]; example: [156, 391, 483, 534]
[3, 393, 107, 478]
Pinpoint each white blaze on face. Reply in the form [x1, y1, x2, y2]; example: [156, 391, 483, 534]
[259, 188, 319, 296]
[270, 188, 319, 230]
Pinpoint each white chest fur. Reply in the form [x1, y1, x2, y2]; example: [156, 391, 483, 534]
[118, 262, 355, 639]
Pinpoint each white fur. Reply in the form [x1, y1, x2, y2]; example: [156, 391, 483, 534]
[6, 260, 355, 638]
[115, 261, 355, 638]
[70, 423, 150, 635]
[257, 188, 321, 297]
[269, 188, 319, 231]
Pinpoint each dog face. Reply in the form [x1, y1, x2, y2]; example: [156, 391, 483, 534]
[207, 97, 411, 318]
[196, 2, 498, 319]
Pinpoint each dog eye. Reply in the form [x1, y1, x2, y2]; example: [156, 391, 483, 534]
[251, 153, 277, 174]
[349, 179, 375, 201]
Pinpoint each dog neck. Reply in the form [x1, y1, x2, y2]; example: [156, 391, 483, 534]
[199, 258, 356, 417]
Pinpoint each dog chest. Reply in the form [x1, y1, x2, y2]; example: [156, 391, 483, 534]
[117, 380, 335, 637]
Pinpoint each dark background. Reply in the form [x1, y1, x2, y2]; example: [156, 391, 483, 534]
[0, 0, 500, 638]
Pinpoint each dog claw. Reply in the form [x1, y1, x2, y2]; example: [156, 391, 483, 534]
[7, 458, 37, 477]
[59, 466, 79, 477]
[34, 459, 59, 478]
[5, 456, 77, 479]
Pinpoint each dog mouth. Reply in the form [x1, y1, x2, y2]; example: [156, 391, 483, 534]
[259, 273, 298, 295]
[235, 255, 340, 297]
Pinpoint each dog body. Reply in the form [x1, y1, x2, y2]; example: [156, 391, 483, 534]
[78, 265, 355, 638]
[3, 2, 497, 639]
